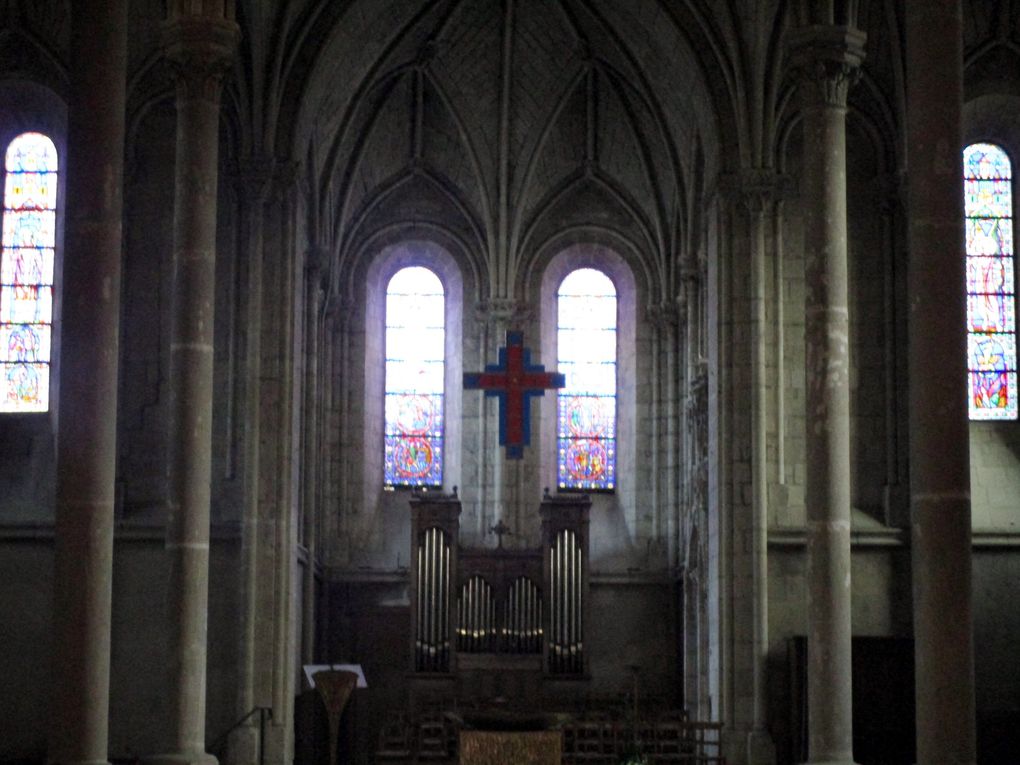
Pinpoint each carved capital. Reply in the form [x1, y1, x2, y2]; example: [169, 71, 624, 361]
[646, 301, 680, 330]
[475, 298, 532, 325]
[679, 258, 704, 287]
[788, 25, 866, 109]
[162, 15, 240, 102]
[718, 169, 793, 215]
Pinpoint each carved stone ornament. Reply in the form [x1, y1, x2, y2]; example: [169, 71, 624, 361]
[645, 300, 680, 330]
[162, 15, 240, 102]
[475, 297, 532, 325]
[719, 169, 794, 215]
[787, 25, 866, 110]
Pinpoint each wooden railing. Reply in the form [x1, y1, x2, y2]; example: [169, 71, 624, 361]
[374, 707, 726, 764]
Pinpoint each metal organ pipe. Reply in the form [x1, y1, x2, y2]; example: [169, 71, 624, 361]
[414, 527, 450, 672]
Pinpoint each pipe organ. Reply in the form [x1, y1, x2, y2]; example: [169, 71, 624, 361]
[457, 576, 496, 653]
[504, 576, 542, 654]
[548, 529, 584, 674]
[410, 491, 590, 676]
[414, 526, 451, 672]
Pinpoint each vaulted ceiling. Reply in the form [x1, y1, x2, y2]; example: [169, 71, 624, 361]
[285, 0, 732, 300]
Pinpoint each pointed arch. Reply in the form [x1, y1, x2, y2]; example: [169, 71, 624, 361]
[965, 141, 1017, 420]
[1, 132, 58, 413]
[384, 264, 446, 486]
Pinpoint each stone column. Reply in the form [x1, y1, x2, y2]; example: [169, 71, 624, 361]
[742, 172, 779, 765]
[49, 2, 127, 764]
[904, 2, 976, 763]
[157, 9, 239, 765]
[228, 163, 271, 765]
[302, 256, 326, 664]
[788, 26, 865, 765]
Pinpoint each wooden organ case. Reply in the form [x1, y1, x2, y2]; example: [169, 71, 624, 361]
[409, 491, 591, 703]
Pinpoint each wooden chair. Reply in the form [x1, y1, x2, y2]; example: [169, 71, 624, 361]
[374, 712, 413, 763]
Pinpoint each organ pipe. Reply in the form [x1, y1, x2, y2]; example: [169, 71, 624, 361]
[415, 527, 450, 672]
[548, 529, 583, 673]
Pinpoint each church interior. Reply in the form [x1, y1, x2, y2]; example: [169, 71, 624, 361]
[1, 1, 1019, 764]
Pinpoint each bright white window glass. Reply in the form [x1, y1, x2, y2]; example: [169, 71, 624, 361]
[964, 143, 1018, 420]
[556, 268, 617, 490]
[384, 266, 445, 486]
[1, 132, 58, 413]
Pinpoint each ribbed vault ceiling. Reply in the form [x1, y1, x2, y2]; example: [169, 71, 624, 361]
[291, 0, 724, 299]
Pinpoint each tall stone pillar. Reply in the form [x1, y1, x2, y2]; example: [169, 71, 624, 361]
[742, 172, 780, 765]
[157, 8, 239, 765]
[49, 2, 127, 764]
[904, 2, 976, 763]
[788, 26, 865, 765]
[302, 256, 326, 664]
[226, 163, 272, 765]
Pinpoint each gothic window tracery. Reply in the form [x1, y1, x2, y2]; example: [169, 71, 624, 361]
[384, 265, 445, 486]
[965, 142, 1017, 420]
[0, 132, 57, 413]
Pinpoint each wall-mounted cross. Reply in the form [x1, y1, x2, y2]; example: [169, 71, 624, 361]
[463, 330, 565, 458]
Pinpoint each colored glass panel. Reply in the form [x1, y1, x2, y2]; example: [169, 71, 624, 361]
[970, 372, 1018, 420]
[0, 362, 48, 412]
[966, 218, 1014, 256]
[969, 333, 1016, 371]
[968, 257, 1014, 293]
[556, 268, 617, 490]
[967, 293, 1015, 333]
[965, 180, 1012, 218]
[965, 143, 1017, 420]
[965, 144, 1011, 180]
[384, 266, 444, 486]
[1, 133, 57, 413]
[1, 324, 51, 362]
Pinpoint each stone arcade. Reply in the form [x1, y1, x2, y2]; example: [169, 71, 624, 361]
[0, 1, 1018, 764]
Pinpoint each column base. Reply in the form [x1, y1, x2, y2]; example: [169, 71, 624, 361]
[144, 752, 218, 765]
[47, 760, 112, 765]
[802, 759, 860, 765]
[747, 728, 777, 765]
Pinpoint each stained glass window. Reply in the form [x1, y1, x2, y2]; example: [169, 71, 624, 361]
[557, 268, 617, 490]
[965, 142, 1018, 420]
[384, 266, 445, 486]
[1, 133, 57, 413]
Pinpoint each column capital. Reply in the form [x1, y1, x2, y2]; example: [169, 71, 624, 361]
[645, 300, 680, 330]
[679, 257, 704, 286]
[719, 169, 794, 215]
[475, 298, 532, 325]
[788, 25, 866, 109]
[162, 15, 240, 101]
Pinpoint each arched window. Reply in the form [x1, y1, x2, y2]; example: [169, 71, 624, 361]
[384, 265, 445, 486]
[965, 142, 1017, 420]
[557, 268, 617, 489]
[1, 132, 58, 413]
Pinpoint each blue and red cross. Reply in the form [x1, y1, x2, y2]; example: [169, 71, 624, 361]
[463, 331, 565, 458]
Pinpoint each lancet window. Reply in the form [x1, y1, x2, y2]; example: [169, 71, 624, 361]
[965, 142, 1017, 420]
[1, 133, 58, 413]
[556, 268, 617, 489]
[384, 265, 445, 486]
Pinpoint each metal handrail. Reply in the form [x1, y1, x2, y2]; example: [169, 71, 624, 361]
[210, 705, 273, 765]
